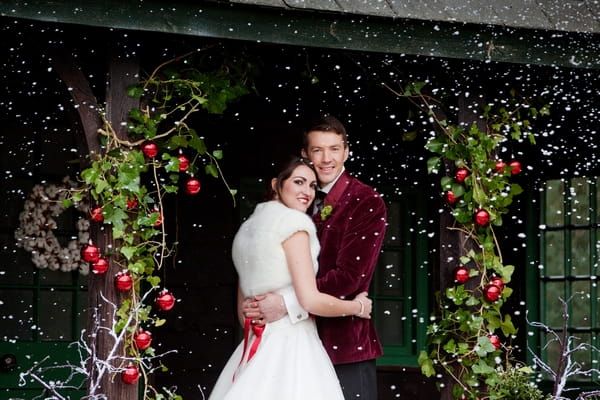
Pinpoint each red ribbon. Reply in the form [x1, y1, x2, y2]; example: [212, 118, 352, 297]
[233, 318, 265, 381]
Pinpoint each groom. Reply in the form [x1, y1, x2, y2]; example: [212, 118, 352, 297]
[245, 115, 387, 400]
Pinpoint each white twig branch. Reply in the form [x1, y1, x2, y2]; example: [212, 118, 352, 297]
[527, 294, 600, 400]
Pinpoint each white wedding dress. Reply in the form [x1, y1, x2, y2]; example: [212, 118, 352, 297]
[208, 201, 344, 400]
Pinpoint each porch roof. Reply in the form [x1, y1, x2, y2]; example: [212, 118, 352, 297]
[1, 0, 598, 69]
[234, 0, 600, 34]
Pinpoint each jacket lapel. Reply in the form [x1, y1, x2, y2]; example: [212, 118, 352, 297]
[312, 171, 351, 225]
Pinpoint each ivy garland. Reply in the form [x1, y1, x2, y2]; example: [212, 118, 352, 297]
[63, 51, 256, 399]
[394, 82, 550, 399]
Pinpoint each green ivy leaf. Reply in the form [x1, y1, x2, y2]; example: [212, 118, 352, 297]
[121, 246, 137, 261]
[126, 84, 145, 99]
[477, 335, 497, 355]
[472, 359, 495, 375]
[128, 261, 146, 275]
[147, 275, 161, 287]
[425, 138, 445, 154]
[94, 178, 109, 194]
[189, 136, 207, 154]
[205, 164, 218, 178]
[427, 156, 441, 174]
[418, 351, 435, 377]
[500, 314, 517, 336]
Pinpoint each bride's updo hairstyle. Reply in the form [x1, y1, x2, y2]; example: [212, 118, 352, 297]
[267, 155, 316, 200]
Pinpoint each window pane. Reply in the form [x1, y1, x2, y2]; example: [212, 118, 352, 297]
[0, 233, 36, 285]
[544, 281, 565, 328]
[571, 229, 590, 276]
[375, 251, 403, 296]
[571, 282, 591, 327]
[0, 179, 32, 229]
[39, 290, 73, 341]
[542, 332, 561, 381]
[384, 201, 401, 246]
[40, 268, 76, 286]
[544, 333, 591, 382]
[0, 289, 34, 340]
[571, 333, 592, 381]
[569, 178, 590, 225]
[544, 231, 565, 277]
[597, 177, 600, 222]
[545, 179, 565, 227]
[596, 229, 600, 277]
[375, 300, 404, 345]
[77, 290, 88, 334]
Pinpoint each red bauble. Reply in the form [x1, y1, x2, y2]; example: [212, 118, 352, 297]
[483, 284, 502, 302]
[156, 290, 176, 311]
[186, 178, 201, 195]
[142, 142, 158, 158]
[134, 330, 152, 350]
[82, 244, 100, 263]
[488, 334, 501, 350]
[152, 209, 162, 227]
[455, 168, 469, 183]
[121, 364, 140, 385]
[494, 161, 506, 173]
[453, 266, 470, 284]
[509, 160, 522, 175]
[474, 209, 490, 227]
[115, 272, 133, 291]
[489, 276, 505, 291]
[127, 197, 139, 210]
[92, 257, 109, 274]
[90, 206, 104, 222]
[446, 190, 458, 204]
[177, 155, 190, 172]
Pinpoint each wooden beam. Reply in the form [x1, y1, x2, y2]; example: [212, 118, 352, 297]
[2, 0, 598, 70]
[52, 41, 140, 399]
[51, 50, 102, 157]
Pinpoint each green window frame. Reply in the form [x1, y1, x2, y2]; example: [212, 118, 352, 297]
[373, 188, 429, 366]
[527, 177, 600, 385]
[1, 182, 87, 399]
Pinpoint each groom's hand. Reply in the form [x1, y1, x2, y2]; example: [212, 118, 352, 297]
[257, 293, 287, 323]
[242, 295, 266, 325]
[242, 293, 287, 325]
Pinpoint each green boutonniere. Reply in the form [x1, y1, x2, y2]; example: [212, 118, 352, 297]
[320, 205, 333, 221]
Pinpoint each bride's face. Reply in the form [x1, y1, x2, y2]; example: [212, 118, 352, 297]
[276, 165, 317, 212]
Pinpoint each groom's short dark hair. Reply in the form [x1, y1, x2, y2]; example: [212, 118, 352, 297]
[303, 115, 348, 149]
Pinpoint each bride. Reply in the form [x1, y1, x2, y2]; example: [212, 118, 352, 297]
[208, 156, 371, 400]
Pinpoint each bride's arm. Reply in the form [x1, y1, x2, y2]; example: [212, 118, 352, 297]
[283, 231, 371, 319]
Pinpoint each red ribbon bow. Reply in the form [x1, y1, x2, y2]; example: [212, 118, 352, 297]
[233, 318, 265, 381]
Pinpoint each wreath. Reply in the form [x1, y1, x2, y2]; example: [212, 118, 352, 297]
[14, 176, 91, 275]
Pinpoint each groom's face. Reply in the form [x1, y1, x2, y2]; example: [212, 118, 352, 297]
[301, 130, 349, 187]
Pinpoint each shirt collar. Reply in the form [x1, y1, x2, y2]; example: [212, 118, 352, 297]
[319, 166, 345, 194]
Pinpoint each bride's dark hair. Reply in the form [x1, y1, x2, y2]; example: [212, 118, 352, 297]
[266, 155, 315, 200]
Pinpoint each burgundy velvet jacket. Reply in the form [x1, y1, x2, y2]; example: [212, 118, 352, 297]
[313, 170, 387, 365]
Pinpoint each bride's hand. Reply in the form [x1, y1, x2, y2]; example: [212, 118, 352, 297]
[352, 292, 372, 319]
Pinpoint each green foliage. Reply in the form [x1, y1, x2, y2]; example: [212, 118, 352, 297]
[67, 50, 254, 399]
[398, 82, 549, 399]
[488, 366, 551, 400]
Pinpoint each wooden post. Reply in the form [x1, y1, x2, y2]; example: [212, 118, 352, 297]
[53, 46, 139, 399]
[438, 90, 486, 400]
